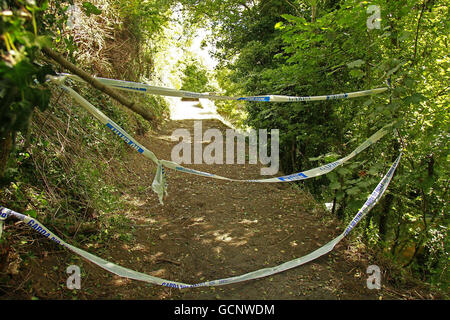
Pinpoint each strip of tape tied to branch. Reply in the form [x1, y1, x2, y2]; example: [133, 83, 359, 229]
[60, 72, 388, 102]
[0, 154, 401, 288]
[48, 76, 394, 204]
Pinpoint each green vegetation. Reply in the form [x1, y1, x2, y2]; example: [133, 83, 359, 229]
[180, 58, 214, 93]
[0, 0, 171, 261]
[180, 0, 448, 290]
[0, 0, 448, 295]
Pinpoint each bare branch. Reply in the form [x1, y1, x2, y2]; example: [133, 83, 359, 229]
[42, 47, 155, 122]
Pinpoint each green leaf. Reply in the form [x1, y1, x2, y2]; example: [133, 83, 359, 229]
[336, 191, 345, 201]
[309, 155, 324, 161]
[349, 69, 365, 79]
[337, 167, 351, 176]
[274, 22, 284, 30]
[25, 210, 37, 218]
[82, 2, 102, 17]
[347, 59, 365, 68]
[281, 14, 306, 24]
[347, 186, 361, 195]
[34, 35, 52, 49]
[398, 30, 412, 41]
[362, 98, 373, 107]
[405, 93, 427, 105]
[330, 181, 341, 190]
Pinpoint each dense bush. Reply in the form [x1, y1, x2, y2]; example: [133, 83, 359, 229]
[0, 0, 172, 239]
[181, 0, 449, 288]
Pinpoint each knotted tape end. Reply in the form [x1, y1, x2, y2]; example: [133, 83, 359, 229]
[151, 163, 168, 205]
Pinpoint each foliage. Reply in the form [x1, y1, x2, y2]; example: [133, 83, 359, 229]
[2, 86, 127, 216]
[0, 0, 172, 175]
[0, 0, 447, 293]
[0, 0, 54, 138]
[0, 0, 172, 262]
[180, 58, 214, 93]
[182, 0, 449, 288]
[81, 1, 102, 17]
[113, 0, 172, 40]
[214, 66, 248, 127]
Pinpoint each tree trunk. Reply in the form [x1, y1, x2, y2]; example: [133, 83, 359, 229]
[42, 47, 155, 122]
[336, 193, 347, 220]
[290, 138, 296, 172]
[378, 193, 394, 242]
[311, 4, 317, 23]
[0, 131, 12, 179]
[391, 198, 403, 255]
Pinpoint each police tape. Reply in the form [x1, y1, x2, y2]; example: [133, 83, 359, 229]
[55, 80, 393, 189]
[0, 154, 401, 288]
[54, 80, 394, 203]
[59, 73, 388, 102]
[159, 119, 392, 183]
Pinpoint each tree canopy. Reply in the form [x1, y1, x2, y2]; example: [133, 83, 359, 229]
[179, 0, 449, 287]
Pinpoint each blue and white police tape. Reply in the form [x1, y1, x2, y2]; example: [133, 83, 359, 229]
[151, 163, 168, 205]
[54, 78, 393, 187]
[344, 154, 401, 236]
[160, 118, 392, 183]
[0, 154, 401, 288]
[59, 73, 388, 102]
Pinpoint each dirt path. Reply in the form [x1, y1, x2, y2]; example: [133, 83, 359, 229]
[106, 118, 378, 300]
[0, 104, 430, 300]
